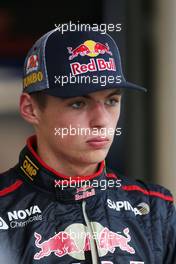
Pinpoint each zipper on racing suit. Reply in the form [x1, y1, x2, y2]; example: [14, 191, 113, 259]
[82, 200, 99, 264]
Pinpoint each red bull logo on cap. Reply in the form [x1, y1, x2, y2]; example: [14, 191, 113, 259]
[68, 40, 116, 76]
[70, 58, 116, 76]
[67, 40, 112, 61]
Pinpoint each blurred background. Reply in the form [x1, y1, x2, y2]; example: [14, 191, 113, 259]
[0, 1, 176, 198]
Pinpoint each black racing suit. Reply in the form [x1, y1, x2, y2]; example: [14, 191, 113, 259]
[0, 135, 175, 264]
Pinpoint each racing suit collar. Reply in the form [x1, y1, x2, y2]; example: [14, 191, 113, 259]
[18, 135, 108, 202]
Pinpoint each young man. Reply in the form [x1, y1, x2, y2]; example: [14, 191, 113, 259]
[0, 29, 175, 264]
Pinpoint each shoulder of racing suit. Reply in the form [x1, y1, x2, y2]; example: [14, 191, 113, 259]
[107, 168, 176, 263]
[107, 167, 175, 223]
[107, 167, 174, 202]
[0, 165, 24, 198]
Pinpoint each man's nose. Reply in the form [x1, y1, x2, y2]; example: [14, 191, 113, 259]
[89, 101, 109, 128]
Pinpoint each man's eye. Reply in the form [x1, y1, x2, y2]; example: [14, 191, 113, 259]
[105, 98, 119, 106]
[70, 101, 85, 109]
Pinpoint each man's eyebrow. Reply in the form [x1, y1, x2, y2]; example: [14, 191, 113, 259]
[82, 90, 122, 99]
[105, 90, 122, 97]
[62, 90, 122, 102]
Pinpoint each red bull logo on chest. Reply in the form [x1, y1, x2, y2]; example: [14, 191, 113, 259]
[34, 231, 80, 260]
[33, 222, 135, 261]
[98, 227, 135, 254]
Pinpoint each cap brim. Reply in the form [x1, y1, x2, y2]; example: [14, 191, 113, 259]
[120, 81, 147, 92]
[42, 81, 147, 98]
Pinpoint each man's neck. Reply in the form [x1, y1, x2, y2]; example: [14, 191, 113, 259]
[36, 140, 99, 177]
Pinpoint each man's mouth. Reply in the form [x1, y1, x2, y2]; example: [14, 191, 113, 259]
[86, 137, 110, 148]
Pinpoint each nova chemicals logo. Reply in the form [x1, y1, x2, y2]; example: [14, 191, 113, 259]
[7, 205, 42, 229]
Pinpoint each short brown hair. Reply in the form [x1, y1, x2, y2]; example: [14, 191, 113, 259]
[30, 91, 48, 110]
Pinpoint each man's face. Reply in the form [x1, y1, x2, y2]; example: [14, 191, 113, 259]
[36, 88, 122, 166]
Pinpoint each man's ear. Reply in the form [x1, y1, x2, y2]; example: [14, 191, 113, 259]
[19, 93, 41, 125]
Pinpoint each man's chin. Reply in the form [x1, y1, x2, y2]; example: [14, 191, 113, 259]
[84, 149, 109, 164]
